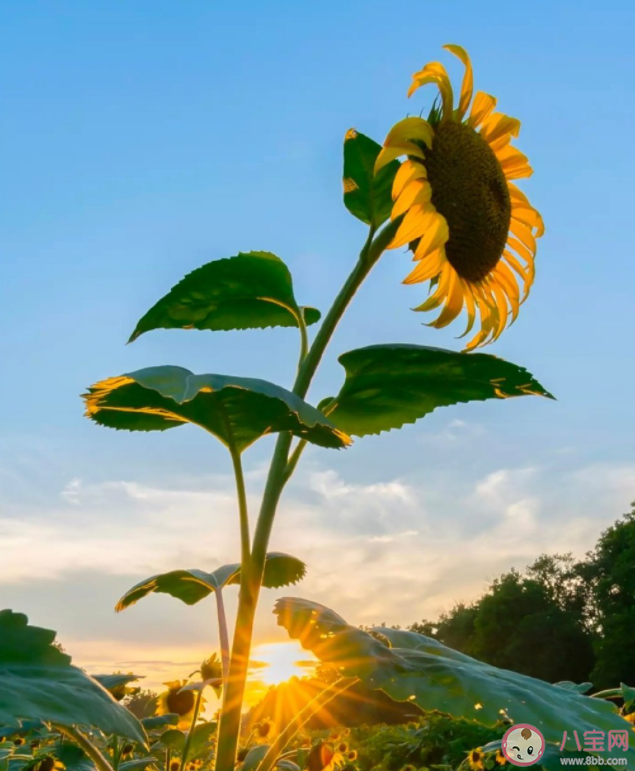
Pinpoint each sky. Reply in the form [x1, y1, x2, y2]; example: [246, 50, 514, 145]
[2, 0, 635, 702]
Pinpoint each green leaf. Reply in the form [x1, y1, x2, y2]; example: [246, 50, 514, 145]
[342, 130, 400, 227]
[92, 673, 143, 701]
[52, 742, 96, 771]
[0, 610, 146, 744]
[554, 680, 594, 694]
[83, 367, 350, 453]
[118, 761, 157, 771]
[322, 344, 554, 436]
[128, 252, 320, 342]
[187, 722, 217, 759]
[239, 745, 269, 771]
[140, 715, 179, 730]
[116, 553, 306, 611]
[274, 598, 635, 767]
[157, 730, 185, 753]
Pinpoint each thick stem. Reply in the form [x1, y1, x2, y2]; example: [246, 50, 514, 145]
[180, 687, 204, 771]
[214, 220, 399, 771]
[216, 587, 231, 682]
[52, 725, 115, 771]
[256, 677, 358, 771]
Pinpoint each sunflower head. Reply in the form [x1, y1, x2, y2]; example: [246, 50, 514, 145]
[467, 748, 485, 771]
[495, 749, 507, 766]
[170, 760, 181, 771]
[156, 680, 203, 730]
[376, 45, 543, 350]
[307, 742, 336, 771]
[255, 718, 276, 740]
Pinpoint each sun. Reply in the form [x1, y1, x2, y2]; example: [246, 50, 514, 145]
[250, 641, 317, 686]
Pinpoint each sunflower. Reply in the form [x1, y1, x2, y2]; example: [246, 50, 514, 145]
[255, 718, 277, 741]
[375, 44, 543, 350]
[156, 680, 204, 730]
[495, 749, 507, 766]
[466, 748, 485, 771]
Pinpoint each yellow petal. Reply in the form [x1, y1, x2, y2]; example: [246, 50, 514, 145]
[408, 62, 454, 120]
[509, 219, 537, 254]
[468, 91, 497, 128]
[412, 213, 449, 258]
[392, 179, 432, 219]
[480, 112, 521, 143]
[376, 144, 423, 172]
[413, 263, 452, 311]
[506, 236, 534, 264]
[444, 44, 473, 119]
[392, 160, 427, 199]
[403, 249, 445, 284]
[511, 205, 545, 237]
[375, 118, 433, 173]
[390, 205, 437, 249]
[403, 249, 444, 284]
[493, 262, 520, 321]
[456, 282, 477, 338]
[428, 269, 465, 328]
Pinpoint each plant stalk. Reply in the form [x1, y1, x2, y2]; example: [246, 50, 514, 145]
[216, 587, 231, 683]
[214, 219, 399, 771]
[52, 724, 116, 771]
[180, 687, 205, 771]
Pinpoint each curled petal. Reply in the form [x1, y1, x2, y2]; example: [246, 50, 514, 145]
[444, 44, 473, 119]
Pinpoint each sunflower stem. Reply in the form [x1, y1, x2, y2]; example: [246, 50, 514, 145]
[52, 724, 115, 771]
[180, 687, 204, 771]
[255, 677, 359, 771]
[229, 445, 250, 569]
[214, 220, 398, 771]
[215, 587, 231, 683]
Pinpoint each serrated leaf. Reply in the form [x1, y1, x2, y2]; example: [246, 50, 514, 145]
[0, 610, 146, 744]
[129, 252, 320, 342]
[343, 130, 400, 227]
[323, 344, 554, 436]
[274, 598, 635, 767]
[116, 553, 306, 611]
[83, 367, 350, 453]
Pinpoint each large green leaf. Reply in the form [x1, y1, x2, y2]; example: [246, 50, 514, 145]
[0, 610, 146, 744]
[320, 344, 554, 437]
[343, 130, 399, 227]
[116, 553, 306, 611]
[128, 252, 320, 343]
[83, 367, 350, 452]
[274, 598, 635, 766]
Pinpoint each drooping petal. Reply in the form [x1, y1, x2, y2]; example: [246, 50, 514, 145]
[413, 263, 452, 311]
[444, 44, 473, 119]
[428, 269, 465, 328]
[375, 117, 433, 173]
[408, 62, 454, 120]
[403, 249, 444, 284]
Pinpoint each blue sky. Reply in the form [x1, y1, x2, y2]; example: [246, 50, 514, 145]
[2, 0, 635, 695]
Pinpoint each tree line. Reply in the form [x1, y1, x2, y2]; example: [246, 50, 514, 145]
[409, 502, 635, 689]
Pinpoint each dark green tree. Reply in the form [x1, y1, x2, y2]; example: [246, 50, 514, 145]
[582, 503, 635, 689]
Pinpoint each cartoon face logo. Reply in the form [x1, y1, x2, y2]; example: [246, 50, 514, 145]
[501, 724, 545, 766]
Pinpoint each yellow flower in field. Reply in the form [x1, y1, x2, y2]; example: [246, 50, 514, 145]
[495, 749, 507, 766]
[255, 718, 277, 741]
[156, 680, 204, 730]
[376, 45, 543, 350]
[466, 748, 485, 770]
